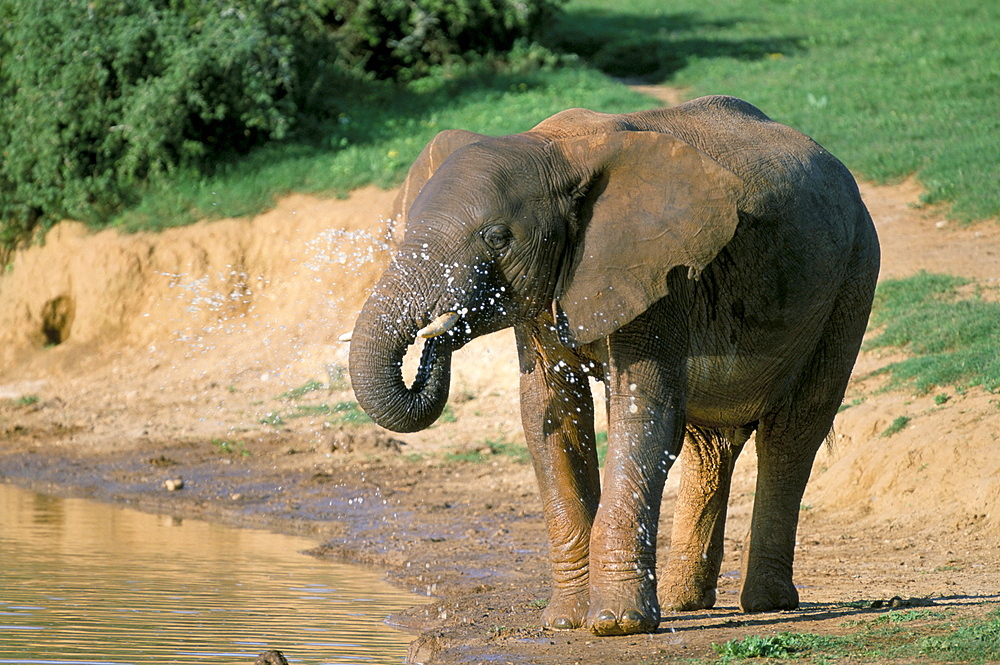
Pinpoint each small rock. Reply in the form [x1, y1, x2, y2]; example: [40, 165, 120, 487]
[254, 650, 289, 665]
[934, 220, 949, 229]
[870, 595, 936, 608]
[164, 478, 184, 491]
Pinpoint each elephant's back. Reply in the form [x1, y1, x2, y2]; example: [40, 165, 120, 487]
[626, 96, 818, 169]
[628, 97, 854, 215]
[635, 97, 873, 269]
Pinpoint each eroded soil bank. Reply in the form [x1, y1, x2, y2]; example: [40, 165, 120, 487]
[1, 174, 999, 663]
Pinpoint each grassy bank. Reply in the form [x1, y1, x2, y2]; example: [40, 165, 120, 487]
[549, 0, 1000, 221]
[865, 273, 1000, 394]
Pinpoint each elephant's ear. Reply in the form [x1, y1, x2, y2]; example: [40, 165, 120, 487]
[387, 129, 485, 245]
[553, 131, 743, 346]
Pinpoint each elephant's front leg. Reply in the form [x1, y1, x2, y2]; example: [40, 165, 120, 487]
[588, 321, 687, 636]
[515, 325, 601, 630]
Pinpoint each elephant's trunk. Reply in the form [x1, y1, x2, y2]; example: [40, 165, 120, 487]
[348, 271, 453, 433]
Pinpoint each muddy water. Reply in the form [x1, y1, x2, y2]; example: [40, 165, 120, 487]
[0, 483, 417, 664]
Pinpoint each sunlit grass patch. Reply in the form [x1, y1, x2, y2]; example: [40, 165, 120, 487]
[708, 607, 998, 664]
[445, 437, 530, 464]
[114, 63, 654, 233]
[881, 415, 911, 437]
[278, 380, 325, 400]
[211, 438, 251, 457]
[866, 273, 1000, 394]
[548, 0, 1000, 221]
[713, 632, 837, 659]
[326, 401, 374, 426]
[920, 607, 1000, 661]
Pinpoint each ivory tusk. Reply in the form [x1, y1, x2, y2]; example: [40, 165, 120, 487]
[417, 311, 460, 339]
[338, 331, 353, 342]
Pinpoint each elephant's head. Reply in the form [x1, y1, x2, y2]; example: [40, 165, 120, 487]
[349, 110, 743, 433]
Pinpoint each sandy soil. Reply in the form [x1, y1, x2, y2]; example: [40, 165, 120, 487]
[1, 106, 999, 664]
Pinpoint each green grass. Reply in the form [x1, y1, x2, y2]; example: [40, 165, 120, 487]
[705, 607, 1000, 664]
[259, 411, 285, 427]
[596, 430, 609, 466]
[866, 273, 1000, 394]
[211, 438, 251, 457]
[289, 404, 335, 418]
[838, 397, 865, 413]
[546, 0, 1000, 221]
[881, 415, 912, 437]
[713, 632, 835, 659]
[260, 400, 373, 425]
[439, 404, 458, 424]
[920, 608, 1000, 661]
[278, 380, 325, 401]
[872, 609, 951, 625]
[445, 437, 531, 464]
[326, 401, 374, 426]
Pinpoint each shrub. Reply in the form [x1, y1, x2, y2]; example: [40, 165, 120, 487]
[0, 0, 334, 243]
[328, 0, 567, 79]
[0, 0, 567, 249]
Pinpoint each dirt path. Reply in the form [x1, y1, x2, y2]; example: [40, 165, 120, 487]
[1, 108, 999, 664]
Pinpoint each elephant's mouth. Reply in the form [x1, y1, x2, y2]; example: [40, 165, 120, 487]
[407, 311, 458, 393]
[410, 335, 444, 393]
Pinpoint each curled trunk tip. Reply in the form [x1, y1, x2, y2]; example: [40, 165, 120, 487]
[348, 297, 452, 433]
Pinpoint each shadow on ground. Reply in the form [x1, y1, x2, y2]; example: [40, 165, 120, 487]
[542, 9, 804, 81]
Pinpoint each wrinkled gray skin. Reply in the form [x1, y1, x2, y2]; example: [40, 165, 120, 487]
[349, 96, 880, 636]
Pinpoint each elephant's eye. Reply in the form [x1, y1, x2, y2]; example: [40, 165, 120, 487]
[482, 224, 513, 252]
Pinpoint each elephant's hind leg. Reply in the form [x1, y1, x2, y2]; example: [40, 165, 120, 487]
[661, 426, 751, 611]
[739, 415, 821, 612]
[739, 273, 874, 612]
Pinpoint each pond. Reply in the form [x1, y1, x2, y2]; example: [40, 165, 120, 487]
[0, 483, 418, 664]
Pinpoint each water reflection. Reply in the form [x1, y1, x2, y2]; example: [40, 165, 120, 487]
[0, 484, 416, 664]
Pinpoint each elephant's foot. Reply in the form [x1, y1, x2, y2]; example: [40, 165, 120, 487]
[739, 576, 799, 613]
[661, 579, 717, 612]
[542, 586, 589, 630]
[586, 581, 660, 636]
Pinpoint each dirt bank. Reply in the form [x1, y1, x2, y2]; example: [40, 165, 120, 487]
[1, 152, 999, 662]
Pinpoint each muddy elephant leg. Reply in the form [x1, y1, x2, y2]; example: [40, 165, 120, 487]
[515, 324, 601, 630]
[587, 310, 687, 636]
[662, 426, 750, 611]
[740, 276, 873, 612]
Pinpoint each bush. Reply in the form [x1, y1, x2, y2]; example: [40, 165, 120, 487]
[0, 0, 566, 249]
[0, 0, 334, 244]
[328, 0, 567, 79]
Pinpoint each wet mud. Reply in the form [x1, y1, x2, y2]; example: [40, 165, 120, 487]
[3, 400, 999, 665]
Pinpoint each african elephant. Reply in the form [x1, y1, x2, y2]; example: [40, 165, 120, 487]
[348, 96, 880, 636]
